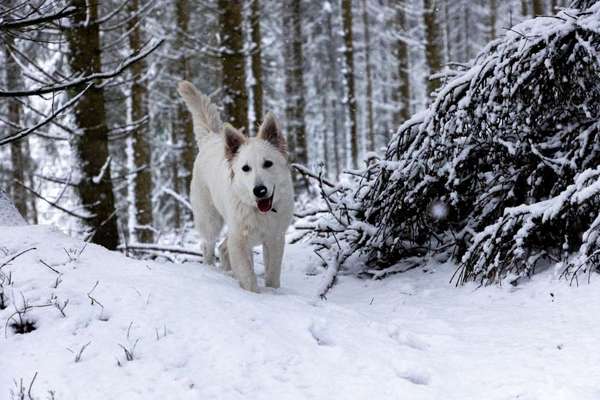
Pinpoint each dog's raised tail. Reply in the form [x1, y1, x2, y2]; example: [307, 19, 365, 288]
[177, 81, 222, 141]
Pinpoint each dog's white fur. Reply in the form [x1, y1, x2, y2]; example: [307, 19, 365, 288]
[177, 80, 294, 292]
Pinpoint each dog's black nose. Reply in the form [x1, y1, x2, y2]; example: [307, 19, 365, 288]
[253, 185, 268, 198]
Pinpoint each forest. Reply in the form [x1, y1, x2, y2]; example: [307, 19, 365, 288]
[0, 0, 580, 249]
[1, 0, 600, 398]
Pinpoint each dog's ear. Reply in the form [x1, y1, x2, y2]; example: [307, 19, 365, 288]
[258, 112, 287, 156]
[224, 123, 246, 162]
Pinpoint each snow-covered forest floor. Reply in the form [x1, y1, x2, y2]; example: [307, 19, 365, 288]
[2, 224, 600, 400]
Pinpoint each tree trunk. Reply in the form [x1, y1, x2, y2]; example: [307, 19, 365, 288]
[532, 0, 545, 15]
[395, 0, 411, 126]
[324, 5, 342, 178]
[3, 35, 28, 220]
[171, 0, 195, 228]
[423, 0, 443, 97]
[490, 0, 497, 40]
[444, 0, 452, 62]
[521, 0, 529, 16]
[283, 0, 308, 167]
[341, 0, 359, 168]
[219, 0, 248, 133]
[128, 0, 154, 243]
[361, 0, 375, 152]
[65, 1, 119, 249]
[250, 0, 264, 134]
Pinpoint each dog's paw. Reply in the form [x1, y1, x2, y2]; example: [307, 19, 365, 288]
[239, 280, 259, 293]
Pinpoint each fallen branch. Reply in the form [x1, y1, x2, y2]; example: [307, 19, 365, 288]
[0, 247, 36, 270]
[119, 243, 203, 258]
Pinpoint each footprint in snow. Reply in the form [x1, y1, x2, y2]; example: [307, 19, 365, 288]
[388, 327, 430, 351]
[399, 369, 431, 386]
[308, 321, 334, 346]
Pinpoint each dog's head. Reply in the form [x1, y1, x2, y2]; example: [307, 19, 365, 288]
[224, 113, 290, 213]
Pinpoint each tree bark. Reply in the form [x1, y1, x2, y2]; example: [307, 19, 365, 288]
[395, 0, 411, 126]
[423, 0, 443, 97]
[219, 0, 248, 133]
[3, 34, 28, 220]
[283, 0, 308, 167]
[521, 0, 529, 16]
[171, 0, 195, 228]
[532, 0, 545, 15]
[361, 0, 375, 152]
[128, 0, 154, 243]
[341, 0, 359, 168]
[65, 1, 119, 249]
[324, 5, 342, 178]
[490, 0, 497, 40]
[250, 0, 264, 134]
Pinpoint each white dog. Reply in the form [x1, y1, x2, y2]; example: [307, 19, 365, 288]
[177, 81, 294, 292]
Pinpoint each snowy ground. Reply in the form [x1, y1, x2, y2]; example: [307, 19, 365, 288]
[2, 224, 600, 400]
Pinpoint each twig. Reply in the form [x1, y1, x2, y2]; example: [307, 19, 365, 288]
[38, 259, 60, 274]
[292, 163, 336, 188]
[0, 247, 36, 270]
[87, 281, 104, 309]
[119, 243, 203, 257]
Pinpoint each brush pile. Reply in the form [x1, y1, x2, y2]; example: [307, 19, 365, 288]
[303, 2, 600, 288]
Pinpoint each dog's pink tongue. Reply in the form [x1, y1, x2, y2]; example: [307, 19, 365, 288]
[257, 198, 272, 213]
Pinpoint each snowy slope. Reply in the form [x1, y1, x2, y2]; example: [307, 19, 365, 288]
[1, 225, 600, 400]
[0, 190, 25, 226]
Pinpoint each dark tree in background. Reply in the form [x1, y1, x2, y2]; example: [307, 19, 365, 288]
[127, 0, 154, 243]
[171, 0, 195, 229]
[219, 0, 249, 133]
[2, 29, 28, 221]
[283, 0, 308, 168]
[423, 0, 443, 96]
[64, 1, 120, 249]
[250, 0, 264, 134]
[341, 0, 358, 168]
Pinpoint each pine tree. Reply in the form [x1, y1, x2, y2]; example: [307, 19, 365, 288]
[127, 0, 154, 243]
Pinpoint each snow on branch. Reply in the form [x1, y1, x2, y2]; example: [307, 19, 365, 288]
[308, 3, 600, 286]
[0, 38, 164, 98]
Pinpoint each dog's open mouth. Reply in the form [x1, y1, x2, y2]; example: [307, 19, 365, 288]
[256, 193, 274, 213]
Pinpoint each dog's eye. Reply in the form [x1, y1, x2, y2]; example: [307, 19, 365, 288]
[242, 165, 251, 172]
[263, 160, 273, 169]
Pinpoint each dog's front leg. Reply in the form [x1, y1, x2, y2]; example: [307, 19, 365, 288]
[228, 232, 258, 292]
[263, 234, 284, 289]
